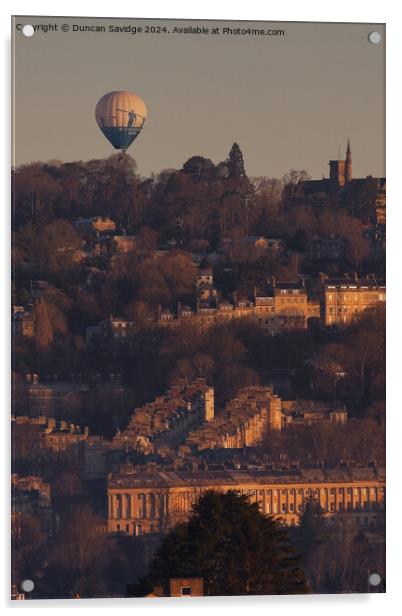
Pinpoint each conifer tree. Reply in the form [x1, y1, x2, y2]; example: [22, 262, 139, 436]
[127, 490, 308, 596]
[227, 143, 246, 178]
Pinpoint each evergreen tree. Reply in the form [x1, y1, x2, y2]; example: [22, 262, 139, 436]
[294, 494, 327, 562]
[227, 143, 246, 178]
[127, 490, 308, 596]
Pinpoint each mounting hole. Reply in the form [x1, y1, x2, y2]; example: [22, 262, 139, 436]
[22, 24, 35, 37]
[368, 31, 381, 44]
[20, 579, 35, 592]
[368, 573, 381, 587]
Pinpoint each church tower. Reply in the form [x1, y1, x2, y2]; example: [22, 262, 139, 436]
[345, 138, 352, 183]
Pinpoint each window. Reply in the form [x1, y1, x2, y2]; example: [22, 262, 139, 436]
[281, 504, 287, 513]
[181, 587, 192, 596]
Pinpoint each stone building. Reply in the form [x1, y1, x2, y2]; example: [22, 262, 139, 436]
[74, 216, 116, 235]
[12, 306, 35, 340]
[107, 464, 385, 536]
[217, 236, 270, 258]
[254, 278, 321, 335]
[307, 235, 348, 263]
[25, 374, 88, 418]
[185, 386, 281, 451]
[281, 400, 348, 426]
[86, 315, 136, 349]
[318, 273, 385, 327]
[79, 436, 112, 480]
[195, 268, 213, 288]
[41, 421, 89, 454]
[156, 278, 320, 336]
[145, 578, 204, 598]
[295, 140, 386, 224]
[12, 474, 53, 539]
[114, 379, 214, 454]
[111, 235, 138, 253]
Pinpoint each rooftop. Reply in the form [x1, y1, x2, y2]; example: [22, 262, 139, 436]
[108, 465, 385, 489]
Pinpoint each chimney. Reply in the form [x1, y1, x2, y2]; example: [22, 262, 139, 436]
[271, 276, 276, 288]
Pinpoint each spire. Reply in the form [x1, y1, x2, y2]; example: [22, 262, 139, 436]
[346, 138, 351, 160]
[345, 138, 352, 183]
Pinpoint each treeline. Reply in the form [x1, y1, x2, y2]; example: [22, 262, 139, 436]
[13, 143, 379, 248]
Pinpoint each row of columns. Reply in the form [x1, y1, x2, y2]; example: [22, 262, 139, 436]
[109, 492, 168, 520]
[109, 485, 385, 521]
[255, 486, 383, 515]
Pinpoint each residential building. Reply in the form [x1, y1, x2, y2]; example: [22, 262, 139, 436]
[12, 474, 53, 539]
[74, 216, 116, 235]
[114, 379, 214, 454]
[281, 400, 348, 426]
[12, 306, 35, 340]
[318, 273, 385, 327]
[185, 386, 281, 451]
[25, 374, 88, 418]
[307, 235, 348, 262]
[107, 464, 385, 536]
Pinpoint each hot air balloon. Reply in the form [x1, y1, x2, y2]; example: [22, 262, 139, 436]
[95, 91, 147, 152]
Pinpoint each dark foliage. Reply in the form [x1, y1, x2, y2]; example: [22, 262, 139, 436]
[128, 490, 308, 596]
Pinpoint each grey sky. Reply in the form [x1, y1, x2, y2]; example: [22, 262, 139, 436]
[12, 17, 385, 180]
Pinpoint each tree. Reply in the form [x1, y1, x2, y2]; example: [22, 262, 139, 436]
[294, 496, 326, 560]
[40, 506, 117, 598]
[227, 143, 246, 179]
[12, 513, 47, 588]
[128, 490, 308, 596]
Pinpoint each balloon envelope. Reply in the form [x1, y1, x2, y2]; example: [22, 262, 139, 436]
[95, 91, 147, 151]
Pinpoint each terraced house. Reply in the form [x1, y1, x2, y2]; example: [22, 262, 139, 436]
[107, 464, 385, 536]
